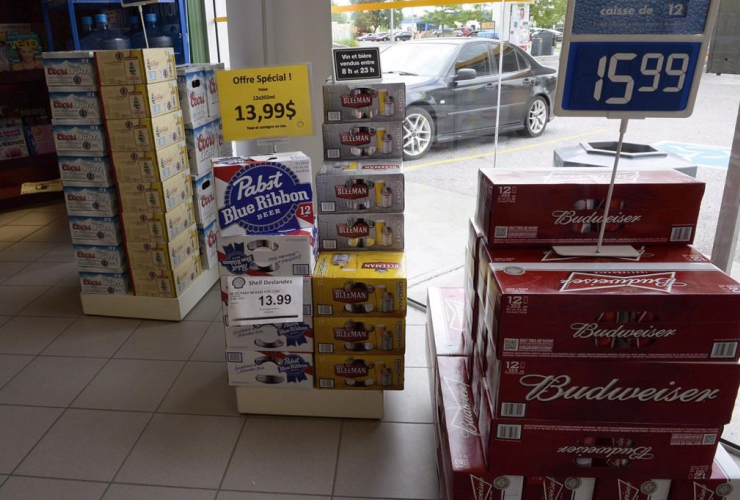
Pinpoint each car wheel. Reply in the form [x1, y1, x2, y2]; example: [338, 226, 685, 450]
[403, 106, 435, 160]
[518, 96, 548, 138]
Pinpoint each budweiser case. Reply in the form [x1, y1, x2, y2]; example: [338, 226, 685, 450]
[69, 216, 123, 246]
[475, 169, 704, 246]
[313, 251, 407, 317]
[224, 315, 313, 353]
[322, 82, 406, 123]
[314, 316, 405, 355]
[213, 153, 315, 237]
[318, 213, 404, 251]
[111, 141, 190, 183]
[226, 351, 314, 389]
[322, 122, 404, 160]
[523, 477, 598, 500]
[217, 227, 318, 277]
[671, 446, 740, 500]
[315, 354, 404, 390]
[316, 160, 405, 214]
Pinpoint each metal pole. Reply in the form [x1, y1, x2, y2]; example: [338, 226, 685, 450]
[711, 100, 740, 272]
[493, 1, 505, 169]
[596, 118, 629, 253]
[139, 5, 150, 49]
[390, 8, 394, 42]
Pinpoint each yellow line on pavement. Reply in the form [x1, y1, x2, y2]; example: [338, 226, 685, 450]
[404, 129, 609, 171]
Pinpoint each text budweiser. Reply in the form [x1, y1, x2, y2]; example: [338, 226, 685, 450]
[552, 211, 642, 225]
[556, 446, 654, 460]
[571, 323, 678, 339]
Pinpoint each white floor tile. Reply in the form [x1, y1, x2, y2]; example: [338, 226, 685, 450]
[3, 261, 76, 287]
[0, 210, 34, 226]
[42, 317, 140, 358]
[383, 367, 433, 424]
[103, 484, 216, 500]
[0, 242, 57, 262]
[405, 324, 429, 368]
[190, 322, 226, 362]
[407, 306, 427, 326]
[158, 362, 238, 416]
[0, 476, 107, 500]
[115, 321, 209, 361]
[0, 226, 41, 243]
[0, 316, 75, 355]
[19, 286, 83, 317]
[0, 405, 63, 473]
[184, 288, 222, 321]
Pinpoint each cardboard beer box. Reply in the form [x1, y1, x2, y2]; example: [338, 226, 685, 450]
[125, 225, 199, 271]
[69, 216, 123, 246]
[313, 251, 407, 317]
[224, 314, 313, 353]
[217, 227, 317, 277]
[79, 270, 130, 295]
[185, 116, 222, 176]
[318, 213, 404, 251]
[58, 152, 114, 187]
[588, 478, 670, 500]
[225, 350, 314, 389]
[314, 316, 405, 355]
[670, 446, 740, 500]
[475, 169, 704, 247]
[316, 159, 405, 214]
[118, 171, 191, 214]
[111, 141, 189, 183]
[322, 82, 405, 123]
[484, 262, 740, 361]
[427, 287, 470, 385]
[48, 86, 101, 121]
[213, 153, 315, 237]
[94, 48, 176, 86]
[322, 121, 404, 161]
[120, 201, 196, 242]
[523, 477, 597, 500]
[63, 186, 118, 217]
[42, 51, 96, 86]
[99, 80, 180, 119]
[198, 219, 218, 270]
[177, 64, 209, 127]
[130, 253, 201, 298]
[315, 354, 404, 390]
[204, 62, 223, 118]
[220, 275, 313, 317]
[193, 170, 217, 226]
[106, 110, 185, 152]
[52, 121, 107, 152]
[73, 244, 127, 273]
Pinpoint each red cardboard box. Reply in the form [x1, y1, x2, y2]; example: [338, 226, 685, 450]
[671, 445, 740, 500]
[524, 477, 596, 500]
[474, 169, 704, 247]
[427, 287, 471, 389]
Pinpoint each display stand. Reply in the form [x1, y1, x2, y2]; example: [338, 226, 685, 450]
[235, 386, 384, 419]
[81, 266, 219, 321]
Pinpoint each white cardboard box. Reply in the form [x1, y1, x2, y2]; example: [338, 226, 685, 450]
[226, 350, 314, 389]
[217, 227, 317, 277]
[193, 170, 217, 226]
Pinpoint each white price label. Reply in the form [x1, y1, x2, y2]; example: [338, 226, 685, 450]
[227, 276, 303, 325]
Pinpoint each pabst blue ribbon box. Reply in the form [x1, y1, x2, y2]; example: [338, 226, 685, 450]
[213, 153, 315, 237]
[223, 315, 314, 353]
[225, 350, 314, 389]
[474, 169, 704, 247]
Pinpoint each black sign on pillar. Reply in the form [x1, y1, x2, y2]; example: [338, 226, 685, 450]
[332, 47, 382, 82]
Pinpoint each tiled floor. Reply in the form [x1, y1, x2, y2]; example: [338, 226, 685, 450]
[0, 202, 439, 500]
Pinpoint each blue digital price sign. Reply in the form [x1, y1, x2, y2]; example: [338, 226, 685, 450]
[555, 0, 720, 119]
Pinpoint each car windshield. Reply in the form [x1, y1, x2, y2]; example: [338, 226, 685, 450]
[381, 43, 457, 77]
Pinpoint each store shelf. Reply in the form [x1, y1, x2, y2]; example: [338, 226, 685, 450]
[81, 265, 219, 321]
[0, 69, 47, 85]
[235, 386, 384, 419]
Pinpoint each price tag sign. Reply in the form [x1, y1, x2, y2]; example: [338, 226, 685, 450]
[216, 64, 313, 141]
[333, 47, 382, 82]
[227, 276, 303, 326]
[555, 0, 720, 119]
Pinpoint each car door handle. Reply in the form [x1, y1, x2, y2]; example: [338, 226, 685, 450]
[523, 78, 534, 85]
[485, 82, 497, 89]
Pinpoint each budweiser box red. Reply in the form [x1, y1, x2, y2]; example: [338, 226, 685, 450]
[318, 213, 404, 251]
[524, 477, 596, 500]
[316, 160, 405, 214]
[427, 288, 471, 383]
[322, 82, 406, 123]
[484, 259, 740, 361]
[671, 446, 740, 500]
[322, 122, 404, 161]
[474, 169, 704, 247]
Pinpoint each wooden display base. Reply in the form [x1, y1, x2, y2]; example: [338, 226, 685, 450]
[235, 386, 384, 419]
[80, 266, 219, 321]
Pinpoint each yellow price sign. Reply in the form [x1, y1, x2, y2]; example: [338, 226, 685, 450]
[216, 64, 313, 141]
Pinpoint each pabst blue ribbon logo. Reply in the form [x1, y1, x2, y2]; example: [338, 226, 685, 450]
[559, 272, 684, 293]
[277, 322, 311, 346]
[219, 162, 312, 233]
[220, 242, 254, 274]
[277, 354, 311, 383]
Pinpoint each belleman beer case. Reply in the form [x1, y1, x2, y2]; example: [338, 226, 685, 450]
[316, 160, 404, 214]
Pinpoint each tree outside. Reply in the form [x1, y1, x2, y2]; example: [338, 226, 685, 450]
[350, 0, 405, 34]
[529, 0, 567, 29]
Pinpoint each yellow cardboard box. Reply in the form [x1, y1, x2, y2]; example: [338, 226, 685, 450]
[111, 141, 189, 183]
[315, 317, 405, 355]
[118, 171, 191, 213]
[121, 201, 195, 242]
[95, 48, 176, 85]
[100, 80, 180, 119]
[131, 253, 202, 298]
[126, 224, 199, 271]
[106, 110, 184, 152]
[315, 354, 404, 390]
[313, 251, 406, 317]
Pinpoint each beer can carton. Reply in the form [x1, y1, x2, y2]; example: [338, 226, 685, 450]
[125, 224, 199, 271]
[118, 170, 191, 214]
[204, 62, 223, 118]
[590, 478, 669, 500]
[58, 152, 114, 187]
[524, 477, 597, 500]
[314, 316, 405, 355]
[427, 287, 470, 384]
[120, 201, 196, 242]
[217, 227, 317, 277]
[220, 275, 312, 318]
[313, 251, 407, 317]
[319, 213, 404, 251]
[225, 350, 314, 389]
[315, 354, 404, 390]
[475, 169, 704, 247]
[111, 141, 189, 183]
[43, 51, 96, 87]
[224, 314, 313, 353]
[185, 116, 223, 176]
[220, 133, 232, 157]
[52, 121, 107, 152]
[69, 216, 123, 246]
[73, 244, 127, 273]
[106, 110, 185, 153]
[63, 185, 118, 217]
[316, 160, 405, 214]
[193, 170, 217, 226]
[131, 253, 201, 298]
[485, 262, 740, 361]
[213, 153, 315, 236]
[670, 445, 740, 500]
[48, 86, 101, 121]
[177, 64, 209, 128]
[198, 219, 218, 270]
[323, 82, 406, 123]
[79, 270, 130, 295]
[322, 121, 404, 161]
[94, 48, 176, 86]
[99, 80, 180, 120]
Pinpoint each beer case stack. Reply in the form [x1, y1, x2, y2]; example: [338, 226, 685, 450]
[95, 48, 202, 298]
[428, 167, 740, 500]
[43, 50, 130, 294]
[312, 80, 407, 390]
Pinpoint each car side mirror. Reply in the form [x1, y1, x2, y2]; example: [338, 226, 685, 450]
[455, 68, 477, 81]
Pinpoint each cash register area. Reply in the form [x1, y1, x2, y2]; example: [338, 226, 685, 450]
[0, 201, 436, 500]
